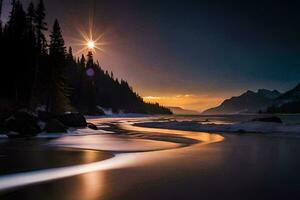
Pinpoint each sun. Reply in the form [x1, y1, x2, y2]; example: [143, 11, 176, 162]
[87, 40, 95, 50]
[73, 29, 107, 55]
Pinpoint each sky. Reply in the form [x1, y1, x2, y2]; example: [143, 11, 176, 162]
[2, 0, 300, 111]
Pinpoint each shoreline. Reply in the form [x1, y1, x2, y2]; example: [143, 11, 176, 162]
[0, 116, 225, 194]
[134, 120, 300, 137]
[0, 139, 114, 176]
[0, 116, 223, 175]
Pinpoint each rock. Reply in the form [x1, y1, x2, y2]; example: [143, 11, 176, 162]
[56, 112, 87, 127]
[252, 116, 282, 123]
[4, 111, 41, 138]
[87, 122, 98, 130]
[0, 118, 5, 134]
[0, 109, 12, 134]
[38, 111, 54, 122]
[45, 119, 67, 133]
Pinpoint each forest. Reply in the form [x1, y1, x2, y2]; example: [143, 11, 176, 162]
[0, 0, 171, 117]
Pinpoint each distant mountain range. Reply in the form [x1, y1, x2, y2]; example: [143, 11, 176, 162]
[273, 84, 300, 105]
[266, 84, 300, 113]
[202, 89, 282, 114]
[203, 83, 300, 114]
[168, 107, 201, 115]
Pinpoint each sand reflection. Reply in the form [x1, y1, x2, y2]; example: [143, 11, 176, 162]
[0, 117, 224, 193]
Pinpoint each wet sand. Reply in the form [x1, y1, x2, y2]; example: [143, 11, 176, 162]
[0, 139, 113, 175]
[1, 117, 300, 199]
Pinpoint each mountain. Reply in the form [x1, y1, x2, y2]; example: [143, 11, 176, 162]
[168, 107, 200, 115]
[202, 89, 281, 115]
[274, 83, 300, 105]
[266, 84, 300, 113]
[257, 89, 281, 99]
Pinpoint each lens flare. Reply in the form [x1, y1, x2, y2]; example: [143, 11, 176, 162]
[73, 31, 106, 55]
[70, 2, 108, 55]
[87, 40, 95, 50]
[71, 28, 107, 55]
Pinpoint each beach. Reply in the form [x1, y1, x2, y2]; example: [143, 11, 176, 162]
[1, 116, 300, 199]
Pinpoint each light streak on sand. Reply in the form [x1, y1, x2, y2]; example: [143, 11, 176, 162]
[120, 122, 224, 145]
[0, 153, 135, 192]
[0, 119, 224, 192]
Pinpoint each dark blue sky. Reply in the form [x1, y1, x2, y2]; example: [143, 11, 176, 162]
[2, 0, 300, 110]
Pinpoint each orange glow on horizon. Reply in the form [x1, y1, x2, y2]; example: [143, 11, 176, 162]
[143, 94, 224, 112]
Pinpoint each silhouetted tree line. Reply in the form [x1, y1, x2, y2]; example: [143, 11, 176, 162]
[0, 0, 171, 115]
[66, 47, 171, 114]
[266, 101, 300, 114]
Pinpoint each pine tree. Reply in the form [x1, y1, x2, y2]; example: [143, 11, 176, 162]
[86, 51, 93, 69]
[26, 2, 36, 51]
[0, 18, 1, 32]
[35, 0, 47, 53]
[6, 1, 29, 104]
[85, 51, 98, 114]
[80, 54, 86, 67]
[27, 2, 35, 26]
[48, 19, 70, 113]
[110, 72, 114, 79]
[67, 46, 73, 61]
[0, 0, 3, 24]
[7, 0, 23, 36]
[0, 0, 4, 100]
[0, 0, 171, 116]
[0, 0, 2, 36]
[50, 20, 66, 57]
[25, 2, 39, 108]
[32, 0, 48, 107]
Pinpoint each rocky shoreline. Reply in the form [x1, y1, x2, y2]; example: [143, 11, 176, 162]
[0, 110, 99, 138]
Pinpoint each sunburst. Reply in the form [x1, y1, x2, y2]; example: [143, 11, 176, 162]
[73, 28, 107, 55]
[69, 1, 109, 56]
[87, 40, 95, 49]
